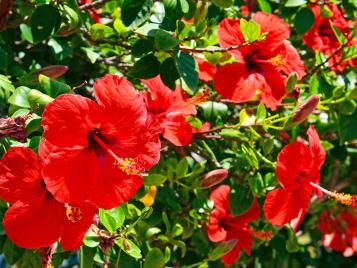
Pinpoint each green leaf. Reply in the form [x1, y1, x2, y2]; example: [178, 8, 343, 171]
[211, 0, 234, 8]
[339, 100, 356, 115]
[80, 246, 96, 268]
[116, 238, 142, 259]
[199, 101, 228, 120]
[160, 57, 180, 89]
[330, 21, 346, 45]
[176, 52, 198, 91]
[82, 47, 100, 64]
[99, 206, 125, 232]
[157, 187, 182, 212]
[27, 89, 54, 113]
[257, 0, 271, 13]
[208, 240, 237, 261]
[8, 86, 31, 108]
[285, 0, 306, 7]
[20, 24, 33, 43]
[31, 5, 61, 43]
[83, 236, 100, 248]
[294, 8, 315, 34]
[155, 30, 180, 50]
[176, 158, 188, 178]
[187, 117, 202, 129]
[256, 103, 266, 122]
[286, 72, 298, 93]
[132, 39, 154, 57]
[121, 0, 151, 27]
[240, 19, 261, 42]
[342, 45, 357, 61]
[179, 0, 190, 13]
[248, 173, 265, 196]
[128, 54, 160, 79]
[38, 75, 70, 97]
[90, 24, 114, 40]
[229, 185, 254, 216]
[143, 248, 165, 268]
[144, 174, 167, 186]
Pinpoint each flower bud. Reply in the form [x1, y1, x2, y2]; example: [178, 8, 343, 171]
[0, 116, 26, 142]
[33, 65, 69, 79]
[292, 95, 320, 123]
[201, 169, 228, 188]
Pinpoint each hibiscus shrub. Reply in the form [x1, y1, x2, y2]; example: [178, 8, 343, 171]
[0, 0, 356, 267]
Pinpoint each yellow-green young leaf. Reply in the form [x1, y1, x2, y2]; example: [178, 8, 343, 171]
[257, 0, 271, 13]
[27, 89, 53, 113]
[99, 206, 125, 233]
[116, 238, 142, 259]
[113, 19, 129, 36]
[90, 24, 114, 40]
[286, 72, 298, 93]
[8, 87, 31, 108]
[143, 248, 165, 268]
[176, 158, 189, 178]
[82, 236, 100, 248]
[240, 19, 261, 42]
[285, 0, 306, 7]
[256, 103, 267, 122]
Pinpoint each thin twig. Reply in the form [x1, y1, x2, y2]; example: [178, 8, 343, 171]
[78, 0, 110, 10]
[179, 40, 259, 53]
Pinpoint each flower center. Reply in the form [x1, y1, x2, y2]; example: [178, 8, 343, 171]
[89, 130, 142, 175]
[65, 206, 83, 223]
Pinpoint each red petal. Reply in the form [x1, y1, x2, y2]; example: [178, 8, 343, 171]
[307, 125, 326, 170]
[222, 229, 253, 265]
[0, 147, 44, 203]
[214, 63, 257, 102]
[42, 147, 100, 204]
[276, 141, 312, 189]
[88, 153, 143, 209]
[161, 115, 193, 146]
[197, 59, 217, 82]
[256, 62, 286, 110]
[3, 194, 65, 249]
[94, 74, 147, 126]
[60, 203, 96, 250]
[210, 185, 231, 211]
[252, 12, 290, 56]
[263, 187, 311, 226]
[42, 94, 101, 148]
[217, 18, 246, 60]
[207, 208, 228, 242]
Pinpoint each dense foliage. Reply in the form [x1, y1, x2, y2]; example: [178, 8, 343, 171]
[0, 0, 356, 267]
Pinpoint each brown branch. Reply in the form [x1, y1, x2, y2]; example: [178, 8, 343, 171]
[78, 0, 110, 10]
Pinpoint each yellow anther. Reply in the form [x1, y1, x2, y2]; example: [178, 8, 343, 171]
[115, 157, 142, 175]
[331, 192, 356, 208]
[190, 89, 211, 104]
[66, 206, 83, 223]
[270, 54, 286, 67]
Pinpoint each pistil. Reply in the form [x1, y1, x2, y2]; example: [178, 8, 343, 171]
[310, 182, 356, 208]
[90, 131, 142, 175]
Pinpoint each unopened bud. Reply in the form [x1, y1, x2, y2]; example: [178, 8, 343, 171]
[292, 95, 320, 123]
[201, 169, 228, 188]
[33, 65, 69, 79]
[0, 116, 27, 142]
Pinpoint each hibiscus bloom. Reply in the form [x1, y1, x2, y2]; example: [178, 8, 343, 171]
[214, 12, 305, 110]
[0, 147, 96, 250]
[303, 5, 356, 72]
[41, 74, 161, 209]
[318, 209, 357, 257]
[78, 0, 102, 23]
[141, 76, 199, 146]
[207, 185, 261, 265]
[263, 126, 326, 230]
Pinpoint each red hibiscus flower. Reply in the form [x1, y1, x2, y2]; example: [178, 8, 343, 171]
[303, 5, 356, 72]
[207, 185, 261, 265]
[41, 74, 161, 209]
[0, 147, 96, 250]
[214, 12, 305, 110]
[141, 76, 199, 146]
[318, 209, 357, 257]
[263, 125, 326, 230]
[197, 58, 217, 83]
